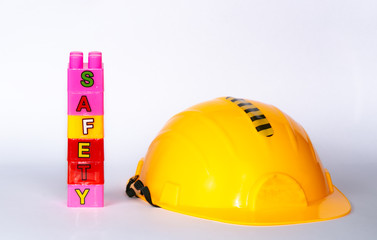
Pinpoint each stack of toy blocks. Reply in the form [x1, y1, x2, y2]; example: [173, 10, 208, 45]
[67, 51, 104, 207]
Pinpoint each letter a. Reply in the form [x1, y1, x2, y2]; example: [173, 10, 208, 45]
[76, 96, 92, 112]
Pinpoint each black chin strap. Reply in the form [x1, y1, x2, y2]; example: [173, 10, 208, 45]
[126, 175, 160, 208]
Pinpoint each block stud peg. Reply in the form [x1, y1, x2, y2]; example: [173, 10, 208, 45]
[88, 51, 102, 69]
[69, 52, 83, 69]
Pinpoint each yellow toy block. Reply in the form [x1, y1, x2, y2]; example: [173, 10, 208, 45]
[68, 115, 103, 139]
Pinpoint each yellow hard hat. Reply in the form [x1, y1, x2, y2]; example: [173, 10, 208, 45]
[126, 97, 351, 225]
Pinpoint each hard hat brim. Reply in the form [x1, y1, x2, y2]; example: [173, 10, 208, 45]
[153, 186, 351, 226]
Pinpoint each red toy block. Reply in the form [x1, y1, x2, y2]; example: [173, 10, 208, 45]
[67, 138, 104, 162]
[67, 161, 104, 184]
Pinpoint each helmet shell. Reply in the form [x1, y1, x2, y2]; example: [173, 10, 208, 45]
[132, 97, 351, 225]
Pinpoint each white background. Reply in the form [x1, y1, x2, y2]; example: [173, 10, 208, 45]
[0, 0, 376, 239]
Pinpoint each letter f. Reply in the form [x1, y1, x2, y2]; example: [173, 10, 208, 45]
[82, 118, 94, 135]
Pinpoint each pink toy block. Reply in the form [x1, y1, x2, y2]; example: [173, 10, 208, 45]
[67, 184, 104, 207]
[68, 51, 104, 92]
[68, 92, 104, 115]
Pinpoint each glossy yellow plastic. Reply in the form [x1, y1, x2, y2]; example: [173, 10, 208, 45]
[67, 115, 104, 139]
[132, 97, 351, 225]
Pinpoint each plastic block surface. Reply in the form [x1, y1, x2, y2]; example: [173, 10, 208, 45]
[68, 92, 104, 115]
[67, 184, 104, 207]
[68, 52, 104, 92]
[67, 115, 104, 139]
[67, 161, 104, 184]
[68, 68, 104, 92]
[67, 138, 104, 162]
